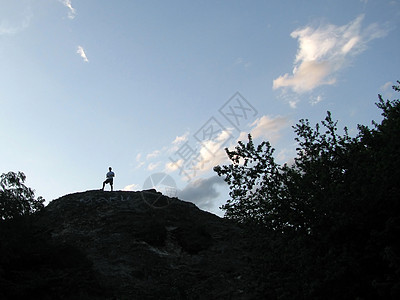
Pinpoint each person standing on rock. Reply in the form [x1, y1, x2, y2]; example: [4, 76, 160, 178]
[102, 167, 115, 191]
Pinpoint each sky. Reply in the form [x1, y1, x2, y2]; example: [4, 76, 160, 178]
[1, 0, 399, 217]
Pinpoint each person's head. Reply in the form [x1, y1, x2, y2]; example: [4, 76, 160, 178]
[109, 167, 112, 171]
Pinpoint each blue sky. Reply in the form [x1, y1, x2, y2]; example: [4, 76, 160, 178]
[1, 0, 399, 216]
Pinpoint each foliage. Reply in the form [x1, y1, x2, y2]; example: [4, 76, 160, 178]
[0, 171, 45, 220]
[214, 81, 400, 299]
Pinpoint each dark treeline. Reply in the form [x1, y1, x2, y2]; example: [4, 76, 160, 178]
[215, 81, 400, 299]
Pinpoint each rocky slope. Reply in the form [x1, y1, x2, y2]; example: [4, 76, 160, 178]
[7, 190, 256, 299]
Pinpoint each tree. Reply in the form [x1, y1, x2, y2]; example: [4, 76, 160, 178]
[214, 81, 400, 299]
[0, 171, 45, 220]
[214, 82, 399, 231]
[214, 110, 355, 233]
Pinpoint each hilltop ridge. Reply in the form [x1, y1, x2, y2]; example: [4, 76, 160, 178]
[1, 190, 255, 299]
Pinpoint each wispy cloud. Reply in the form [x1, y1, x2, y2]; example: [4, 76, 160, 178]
[61, 0, 76, 19]
[310, 95, 323, 106]
[381, 81, 393, 92]
[133, 153, 145, 169]
[0, 5, 32, 36]
[146, 150, 161, 160]
[162, 128, 234, 178]
[76, 46, 89, 62]
[234, 57, 252, 69]
[164, 117, 291, 212]
[169, 132, 190, 153]
[380, 81, 396, 99]
[273, 14, 387, 93]
[148, 162, 161, 171]
[164, 114, 290, 180]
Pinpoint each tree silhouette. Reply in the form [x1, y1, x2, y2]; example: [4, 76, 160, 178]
[214, 81, 400, 299]
[0, 171, 44, 220]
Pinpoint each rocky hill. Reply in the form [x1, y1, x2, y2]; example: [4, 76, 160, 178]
[1, 190, 256, 299]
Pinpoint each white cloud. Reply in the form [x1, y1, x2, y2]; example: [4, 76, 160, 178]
[168, 132, 190, 153]
[144, 135, 192, 174]
[165, 159, 183, 172]
[164, 129, 234, 180]
[237, 131, 249, 143]
[76, 46, 89, 62]
[249, 115, 290, 143]
[194, 129, 235, 174]
[274, 60, 335, 93]
[172, 132, 189, 145]
[273, 14, 387, 93]
[61, 0, 76, 19]
[122, 183, 140, 191]
[276, 147, 296, 166]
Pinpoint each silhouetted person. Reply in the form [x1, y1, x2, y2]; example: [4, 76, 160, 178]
[102, 167, 115, 191]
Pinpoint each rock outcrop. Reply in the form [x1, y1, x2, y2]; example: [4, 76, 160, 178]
[23, 190, 254, 299]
